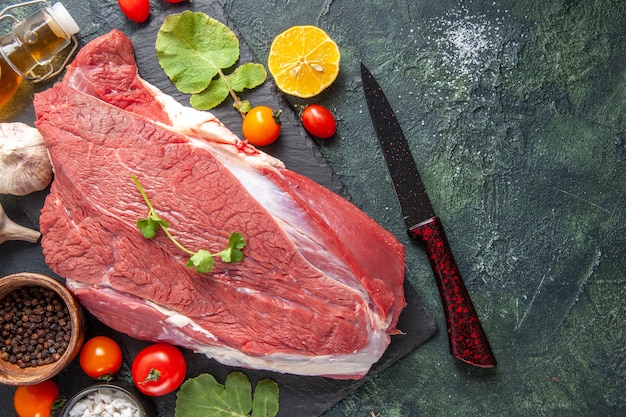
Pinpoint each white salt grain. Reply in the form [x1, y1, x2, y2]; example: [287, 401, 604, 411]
[68, 388, 142, 417]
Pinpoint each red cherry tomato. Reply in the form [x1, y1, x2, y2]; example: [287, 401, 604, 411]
[131, 343, 187, 396]
[301, 104, 337, 139]
[13, 380, 59, 417]
[242, 106, 282, 146]
[118, 0, 150, 23]
[79, 336, 123, 379]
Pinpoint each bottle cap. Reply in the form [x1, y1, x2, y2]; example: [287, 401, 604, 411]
[49, 2, 80, 36]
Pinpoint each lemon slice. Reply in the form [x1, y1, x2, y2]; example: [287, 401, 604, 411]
[268, 25, 340, 98]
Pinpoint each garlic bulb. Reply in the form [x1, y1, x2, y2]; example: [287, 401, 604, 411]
[0, 122, 53, 196]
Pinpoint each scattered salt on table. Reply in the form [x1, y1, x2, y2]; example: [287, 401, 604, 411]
[68, 388, 142, 417]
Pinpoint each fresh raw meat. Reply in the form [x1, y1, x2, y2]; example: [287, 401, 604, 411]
[33, 30, 406, 379]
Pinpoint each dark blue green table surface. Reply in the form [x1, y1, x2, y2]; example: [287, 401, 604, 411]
[1, 0, 624, 416]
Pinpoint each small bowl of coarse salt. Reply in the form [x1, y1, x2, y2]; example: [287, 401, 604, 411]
[60, 383, 149, 417]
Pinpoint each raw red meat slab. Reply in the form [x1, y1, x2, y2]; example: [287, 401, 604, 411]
[33, 30, 407, 379]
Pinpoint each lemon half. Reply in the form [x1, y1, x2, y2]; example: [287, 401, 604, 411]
[268, 25, 340, 98]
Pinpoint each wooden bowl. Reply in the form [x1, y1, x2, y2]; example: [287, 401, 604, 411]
[0, 272, 85, 385]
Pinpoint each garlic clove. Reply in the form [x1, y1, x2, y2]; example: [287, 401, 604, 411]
[0, 122, 53, 196]
[0, 202, 41, 244]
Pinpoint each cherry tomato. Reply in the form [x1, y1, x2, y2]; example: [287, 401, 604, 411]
[79, 336, 123, 379]
[301, 104, 337, 139]
[242, 106, 282, 146]
[13, 380, 59, 417]
[131, 343, 186, 396]
[118, 0, 150, 23]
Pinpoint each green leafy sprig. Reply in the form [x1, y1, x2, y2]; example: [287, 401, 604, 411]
[175, 372, 279, 417]
[132, 175, 245, 273]
[156, 11, 267, 115]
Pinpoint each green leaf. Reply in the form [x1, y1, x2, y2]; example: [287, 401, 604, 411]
[189, 79, 230, 110]
[224, 372, 253, 415]
[136, 217, 168, 239]
[231, 232, 246, 249]
[251, 379, 279, 417]
[228, 232, 246, 262]
[156, 11, 240, 94]
[190, 64, 267, 110]
[215, 232, 246, 263]
[175, 372, 253, 417]
[224, 63, 267, 91]
[186, 249, 216, 273]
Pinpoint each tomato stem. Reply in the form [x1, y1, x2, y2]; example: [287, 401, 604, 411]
[272, 110, 283, 125]
[51, 397, 67, 412]
[97, 373, 114, 383]
[140, 368, 162, 385]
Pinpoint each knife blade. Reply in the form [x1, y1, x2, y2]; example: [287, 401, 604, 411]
[361, 63, 496, 368]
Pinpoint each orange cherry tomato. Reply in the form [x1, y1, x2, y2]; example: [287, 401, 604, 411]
[118, 0, 150, 23]
[242, 106, 282, 146]
[13, 380, 59, 417]
[79, 336, 123, 379]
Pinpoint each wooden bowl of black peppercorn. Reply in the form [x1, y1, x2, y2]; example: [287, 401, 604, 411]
[0, 272, 85, 385]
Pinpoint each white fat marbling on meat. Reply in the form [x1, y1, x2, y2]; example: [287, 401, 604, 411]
[139, 78, 285, 169]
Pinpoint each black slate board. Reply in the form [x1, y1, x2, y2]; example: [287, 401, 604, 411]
[0, 2, 437, 416]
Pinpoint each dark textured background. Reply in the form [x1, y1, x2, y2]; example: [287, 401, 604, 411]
[1, 0, 625, 416]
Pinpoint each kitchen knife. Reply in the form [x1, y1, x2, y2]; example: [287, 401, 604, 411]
[361, 63, 496, 368]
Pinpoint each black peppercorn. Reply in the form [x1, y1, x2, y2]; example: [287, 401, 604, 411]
[0, 286, 71, 369]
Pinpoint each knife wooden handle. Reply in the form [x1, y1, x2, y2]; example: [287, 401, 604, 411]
[408, 217, 496, 368]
